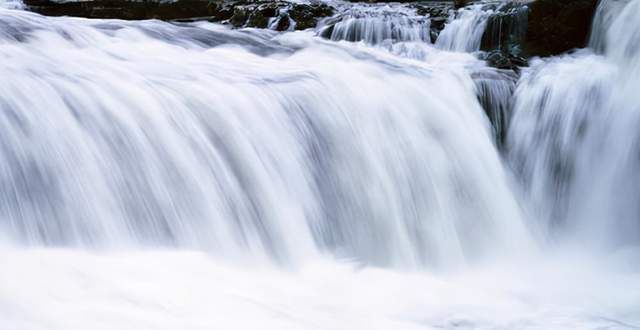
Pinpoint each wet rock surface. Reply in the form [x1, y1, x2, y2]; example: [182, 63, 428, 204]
[411, 1, 451, 43]
[23, 0, 334, 31]
[477, 0, 598, 69]
[23, 0, 218, 20]
[479, 50, 528, 71]
[478, 2, 528, 70]
[524, 0, 598, 57]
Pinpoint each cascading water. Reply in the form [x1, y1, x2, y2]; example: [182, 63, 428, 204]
[473, 68, 517, 145]
[480, 1, 528, 54]
[0, 5, 532, 269]
[1, 0, 640, 329]
[435, 4, 492, 52]
[508, 0, 640, 250]
[588, 0, 631, 53]
[320, 5, 431, 45]
[508, 53, 617, 239]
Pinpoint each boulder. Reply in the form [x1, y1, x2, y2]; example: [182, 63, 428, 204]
[288, 3, 333, 30]
[411, 2, 452, 43]
[480, 2, 528, 56]
[480, 50, 528, 71]
[524, 0, 599, 57]
[454, 0, 469, 9]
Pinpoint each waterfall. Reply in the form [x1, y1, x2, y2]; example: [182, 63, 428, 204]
[2, 1, 640, 329]
[0, 8, 534, 269]
[320, 5, 431, 46]
[480, 2, 528, 54]
[435, 4, 492, 52]
[473, 68, 517, 145]
[589, 0, 631, 52]
[508, 0, 640, 249]
[507, 53, 617, 241]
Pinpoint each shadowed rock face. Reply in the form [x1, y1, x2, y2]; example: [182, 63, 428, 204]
[476, 0, 598, 71]
[524, 0, 598, 56]
[23, 0, 219, 20]
[22, 0, 334, 31]
[454, 0, 469, 8]
[412, 2, 451, 42]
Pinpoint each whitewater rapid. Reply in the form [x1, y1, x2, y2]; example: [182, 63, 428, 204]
[0, 6, 534, 268]
[1, 0, 640, 329]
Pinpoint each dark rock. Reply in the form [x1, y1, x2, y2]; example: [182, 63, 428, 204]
[524, 0, 598, 57]
[215, 6, 235, 21]
[258, 2, 278, 17]
[429, 16, 447, 42]
[24, 0, 333, 31]
[480, 49, 528, 71]
[480, 2, 528, 56]
[245, 3, 279, 28]
[454, 0, 469, 9]
[223, 1, 333, 30]
[23, 0, 220, 20]
[429, 16, 447, 30]
[411, 2, 451, 43]
[478, 0, 598, 69]
[275, 14, 291, 31]
[289, 4, 333, 30]
[230, 6, 250, 27]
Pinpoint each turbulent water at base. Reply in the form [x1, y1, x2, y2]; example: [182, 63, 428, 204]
[1, 0, 640, 329]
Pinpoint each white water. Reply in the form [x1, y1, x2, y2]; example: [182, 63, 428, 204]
[322, 5, 431, 45]
[589, 0, 631, 52]
[2, 248, 640, 330]
[0, 8, 534, 269]
[435, 4, 492, 52]
[508, 0, 640, 251]
[1, 0, 640, 329]
[0, 0, 22, 9]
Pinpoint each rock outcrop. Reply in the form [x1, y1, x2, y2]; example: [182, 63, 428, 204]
[524, 0, 599, 57]
[23, 0, 600, 56]
[23, 0, 333, 31]
[24, 0, 218, 20]
[412, 2, 452, 43]
[478, 0, 598, 70]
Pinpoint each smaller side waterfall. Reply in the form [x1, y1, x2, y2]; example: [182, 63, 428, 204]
[472, 68, 517, 146]
[319, 5, 431, 46]
[436, 4, 492, 52]
[507, 0, 640, 250]
[0, 0, 22, 9]
[507, 54, 616, 239]
[480, 2, 528, 55]
[589, 0, 631, 53]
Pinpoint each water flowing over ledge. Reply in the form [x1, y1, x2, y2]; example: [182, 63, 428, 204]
[0, 7, 533, 268]
[1, 0, 640, 329]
